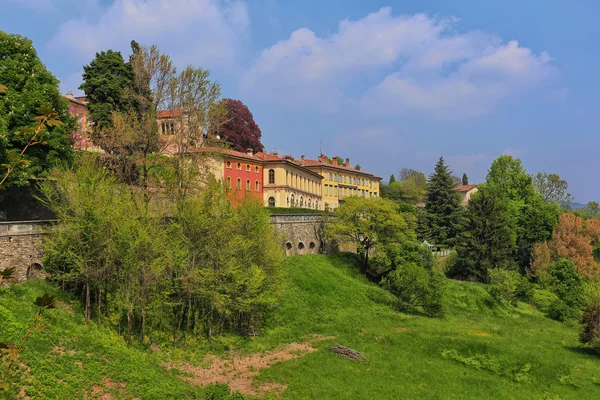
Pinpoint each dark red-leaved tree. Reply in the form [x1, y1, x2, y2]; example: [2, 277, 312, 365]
[216, 99, 264, 153]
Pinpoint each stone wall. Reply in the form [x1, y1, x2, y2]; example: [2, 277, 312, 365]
[0, 221, 51, 282]
[269, 214, 336, 256]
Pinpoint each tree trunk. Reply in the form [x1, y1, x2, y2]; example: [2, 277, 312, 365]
[85, 277, 91, 324]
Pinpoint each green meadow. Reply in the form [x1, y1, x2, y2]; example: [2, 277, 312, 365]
[2, 254, 600, 399]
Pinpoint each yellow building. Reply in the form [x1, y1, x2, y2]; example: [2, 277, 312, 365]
[299, 154, 381, 210]
[454, 184, 478, 206]
[255, 152, 323, 209]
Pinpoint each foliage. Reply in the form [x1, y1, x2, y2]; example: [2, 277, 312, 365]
[0, 267, 17, 286]
[0, 31, 74, 190]
[484, 155, 535, 202]
[423, 157, 462, 246]
[487, 269, 531, 306]
[79, 49, 134, 134]
[534, 172, 574, 207]
[388, 174, 396, 184]
[448, 190, 513, 282]
[541, 259, 585, 322]
[530, 288, 560, 313]
[325, 196, 414, 273]
[532, 213, 600, 279]
[382, 262, 445, 316]
[214, 99, 263, 153]
[580, 297, 600, 353]
[39, 156, 283, 344]
[462, 173, 469, 185]
[354, 164, 361, 170]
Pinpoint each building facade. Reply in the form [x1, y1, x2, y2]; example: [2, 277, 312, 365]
[299, 154, 381, 210]
[63, 93, 102, 152]
[454, 184, 478, 206]
[255, 152, 323, 210]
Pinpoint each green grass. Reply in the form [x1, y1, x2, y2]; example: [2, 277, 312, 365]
[248, 254, 600, 399]
[0, 281, 220, 399]
[2, 254, 600, 399]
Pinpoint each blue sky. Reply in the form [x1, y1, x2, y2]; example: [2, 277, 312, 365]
[2, 0, 599, 202]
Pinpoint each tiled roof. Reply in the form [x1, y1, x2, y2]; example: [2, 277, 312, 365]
[300, 158, 381, 179]
[157, 109, 183, 118]
[200, 147, 260, 162]
[63, 95, 87, 107]
[254, 152, 324, 179]
[454, 184, 477, 192]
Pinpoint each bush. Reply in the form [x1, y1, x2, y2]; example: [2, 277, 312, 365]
[200, 383, 246, 400]
[530, 289, 560, 313]
[382, 262, 445, 317]
[541, 259, 585, 321]
[547, 298, 580, 322]
[580, 301, 600, 352]
[487, 269, 531, 306]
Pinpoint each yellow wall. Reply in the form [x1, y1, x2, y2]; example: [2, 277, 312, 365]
[305, 166, 381, 210]
[263, 162, 323, 209]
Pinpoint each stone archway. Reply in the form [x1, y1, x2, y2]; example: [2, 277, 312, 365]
[26, 262, 44, 280]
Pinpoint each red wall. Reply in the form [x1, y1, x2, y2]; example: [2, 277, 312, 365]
[223, 157, 263, 204]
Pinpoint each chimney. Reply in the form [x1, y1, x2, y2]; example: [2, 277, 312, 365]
[246, 148, 253, 156]
[319, 154, 326, 163]
[65, 90, 74, 99]
[273, 152, 279, 157]
[345, 158, 350, 166]
[332, 156, 338, 166]
[301, 155, 305, 162]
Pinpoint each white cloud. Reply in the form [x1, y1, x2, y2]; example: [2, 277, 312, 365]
[243, 7, 556, 120]
[49, 0, 249, 69]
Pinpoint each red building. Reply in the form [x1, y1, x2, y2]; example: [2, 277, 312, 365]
[219, 148, 264, 205]
[63, 92, 102, 152]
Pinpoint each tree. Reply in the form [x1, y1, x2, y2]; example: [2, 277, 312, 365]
[389, 174, 396, 184]
[423, 157, 462, 246]
[354, 164, 361, 170]
[399, 168, 427, 188]
[462, 173, 469, 185]
[448, 190, 513, 282]
[0, 31, 74, 190]
[80, 49, 134, 138]
[215, 99, 263, 153]
[534, 172, 573, 207]
[484, 155, 535, 202]
[325, 197, 414, 274]
[588, 201, 599, 215]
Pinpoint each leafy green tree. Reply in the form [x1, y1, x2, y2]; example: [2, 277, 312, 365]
[462, 173, 469, 185]
[389, 174, 396, 184]
[354, 164, 361, 170]
[0, 31, 74, 190]
[423, 157, 462, 246]
[325, 197, 414, 274]
[588, 201, 599, 215]
[399, 168, 427, 188]
[80, 49, 134, 138]
[448, 190, 513, 282]
[484, 155, 535, 202]
[534, 172, 573, 207]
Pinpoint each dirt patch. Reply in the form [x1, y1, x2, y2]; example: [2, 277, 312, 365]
[394, 327, 410, 333]
[172, 342, 317, 397]
[88, 378, 129, 399]
[17, 386, 32, 400]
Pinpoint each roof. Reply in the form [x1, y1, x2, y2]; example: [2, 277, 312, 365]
[200, 147, 261, 162]
[255, 152, 324, 179]
[63, 95, 87, 107]
[157, 109, 183, 118]
[299, 158, 381, 180]
[454, 184, 477, 192]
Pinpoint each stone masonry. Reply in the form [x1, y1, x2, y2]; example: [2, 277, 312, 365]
[0, 221, 51, 282]
[269, 214, 336, 256]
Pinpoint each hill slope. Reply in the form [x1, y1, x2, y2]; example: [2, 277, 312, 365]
[2, 254, 600, 399]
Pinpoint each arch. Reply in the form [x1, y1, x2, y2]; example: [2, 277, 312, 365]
[246, 179, 251, 191]
[226, 177, 231, 188]
[255, 180, 260, 192]
[246, 164, 250, 171]
[298, 242, 305, 255]
[26, 263, 43, 280]
[309, 242, 317, 254]
[236, 178, 241, 190]
[308, 198, 312, 208]
[290, 194, 295, 206]
[268, 197, 275, 207]
[268, 169, 275, 184]
[285, 242, 293, 256]
[299, 196, 304, 207]
[237, 163, 241, 170]
[226, 161, 231, 168]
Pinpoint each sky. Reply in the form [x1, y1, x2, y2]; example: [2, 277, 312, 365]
[2, 0, 599, 202]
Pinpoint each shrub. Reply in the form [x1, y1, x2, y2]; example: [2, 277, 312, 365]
[544, 259, 585, 320]
[547, 298, 580, 322]
[201, 383, 246, 400]
[530, 289, 560, 313]
[580, 301, 600, 353]
[487, 269, 531, 306]
[382, 262, 445, 317]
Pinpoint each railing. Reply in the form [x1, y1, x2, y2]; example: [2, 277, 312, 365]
[269, 214, 326, 223]
[0, 220, 56, 236]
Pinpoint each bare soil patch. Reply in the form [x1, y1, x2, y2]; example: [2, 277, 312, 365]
[172, 342, 318, 397]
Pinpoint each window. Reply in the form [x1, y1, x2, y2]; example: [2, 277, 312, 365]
[236, 178, 241, 190]
[300, 196, 304, 207]
[255, 166, 259, 173]
[268, 197, 275, 207]
[291, 194, 295, 206]
[329, 173, 332, 181]
[268, 169, 275, 184]
[255, 181, 260, 191]
[226, 177, 231, 188]
[246, 164, 250, 172]
[246, 179, 250, 191]
[369, 181, 372, 188]
[226, 161, 231, 168]
[237, 163, 241, 170]
[308, 199, 312, 208]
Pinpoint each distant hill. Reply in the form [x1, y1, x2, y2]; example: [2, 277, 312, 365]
[570, 202, 587, 210]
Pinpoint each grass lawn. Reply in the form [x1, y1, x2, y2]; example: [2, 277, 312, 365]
[1, 253, 599, 399]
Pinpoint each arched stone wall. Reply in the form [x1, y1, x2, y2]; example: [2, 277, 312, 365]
[269, 214, 336, 256]
[0, 221, 49, 282]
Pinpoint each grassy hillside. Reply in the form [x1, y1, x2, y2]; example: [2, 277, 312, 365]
[2, 254, 600, 399]
[249, 254, 600, 399]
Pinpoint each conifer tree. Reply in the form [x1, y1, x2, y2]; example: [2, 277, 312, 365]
[423, 157, 462, 246]
[448, 190, 513, 282]
[462, 173, 469, 185]
[389, 174, 396, 184]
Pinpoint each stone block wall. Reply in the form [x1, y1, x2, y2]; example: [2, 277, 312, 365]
[0, 221, 50, 282]
[269, 214, 337, 256]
